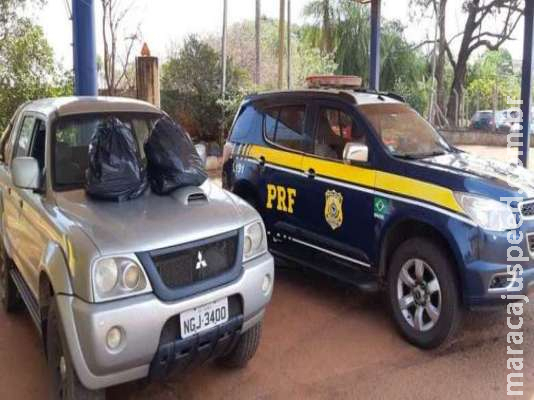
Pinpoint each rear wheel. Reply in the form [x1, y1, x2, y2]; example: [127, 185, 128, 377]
[0, 242, 23, 313]
[216, 321, 263, 368]
[387, 238, 461, 349]
[47, 300, 105, 400]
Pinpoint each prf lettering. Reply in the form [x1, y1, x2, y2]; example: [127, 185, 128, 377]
[266, 184, 296, 214]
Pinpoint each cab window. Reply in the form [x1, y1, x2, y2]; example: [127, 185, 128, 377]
[14, 116, 36, 159]
[264, 105, 309, 152]
[314, 107, 366, 160]
[0, 115, 17, 163]
[30, 119, 46, 171]
[230, 105, 263, 142]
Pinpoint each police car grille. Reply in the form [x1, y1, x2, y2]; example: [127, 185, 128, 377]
[528, 234, 534, 254]
[521, 201, 534, 217]
[151, 234, 238, 289]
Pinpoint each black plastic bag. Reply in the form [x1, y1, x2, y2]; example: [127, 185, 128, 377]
[86, 117, 147, 201]
[145, 117, 207, 195]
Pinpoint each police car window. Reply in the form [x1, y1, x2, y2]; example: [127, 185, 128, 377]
[314, 107, 365, 160]
[231, 105, 263, 141]
[14, 116, 36, 158]
[358, 103, 451, 159]
[265, 105, 307, 151]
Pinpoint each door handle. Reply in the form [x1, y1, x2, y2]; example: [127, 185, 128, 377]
[307, 168, 316, 179]
[259, 156, 266, 166]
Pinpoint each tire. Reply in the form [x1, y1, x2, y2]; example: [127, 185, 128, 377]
[0, 242, 23, 313]
[387, 237, 461, 349]
[216, 321, 263, 368]
[47, 299, 105, 400]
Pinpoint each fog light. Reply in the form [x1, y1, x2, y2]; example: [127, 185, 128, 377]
[262, 274, 272, 294]
[106, 327, 123, 350]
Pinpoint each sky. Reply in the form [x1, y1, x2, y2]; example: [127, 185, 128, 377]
[33, 0, 525, 70]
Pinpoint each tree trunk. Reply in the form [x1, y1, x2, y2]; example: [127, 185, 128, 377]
[446, 1, 477, 124]
[435, 0, 447, 114]
[255, 0, 261, 85]
[278, 0, 285, 89]
[322, 0, 332, 54]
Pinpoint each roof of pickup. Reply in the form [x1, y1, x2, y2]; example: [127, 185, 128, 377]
[22, 96, 163, 118]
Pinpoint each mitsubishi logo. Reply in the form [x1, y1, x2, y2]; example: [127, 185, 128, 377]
[195, 251, 208, 270]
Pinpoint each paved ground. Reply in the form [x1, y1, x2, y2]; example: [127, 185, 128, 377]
[458, 145, 534, 169]
[1, 145, 534, 400]
[1, 267, 533, 400]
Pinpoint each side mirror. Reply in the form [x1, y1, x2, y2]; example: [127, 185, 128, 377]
[12, 157, 40, 190]
[343, 142, 369, 163]
[195, 143, 207, 167]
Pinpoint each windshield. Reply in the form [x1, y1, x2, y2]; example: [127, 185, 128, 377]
[358, 103, 452, 159]
[53, 113, 160, 189]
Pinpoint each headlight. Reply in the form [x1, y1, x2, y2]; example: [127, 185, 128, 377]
[243, 221, 267, 261]
[454, 192, 519, 231]
[92, 255, 151, 302]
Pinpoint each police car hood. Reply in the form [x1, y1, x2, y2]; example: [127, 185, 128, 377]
[420, 151, 534, 197]
[53, 181, 257, 255]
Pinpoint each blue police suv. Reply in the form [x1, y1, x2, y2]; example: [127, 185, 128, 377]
[222, 76, 534, 349]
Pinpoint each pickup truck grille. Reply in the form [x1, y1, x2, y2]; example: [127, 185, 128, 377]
[150, 233, 239, 289]
[521, 200, 534, 218]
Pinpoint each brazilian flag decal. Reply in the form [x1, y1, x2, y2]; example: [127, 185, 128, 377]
[374, 197, 391, 220]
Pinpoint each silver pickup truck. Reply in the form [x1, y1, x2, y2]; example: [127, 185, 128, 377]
[0, 97, 274, 399]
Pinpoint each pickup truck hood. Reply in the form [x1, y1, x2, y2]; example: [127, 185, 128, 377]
[53, 181, 254, 255]
[420, 152, 534, 198]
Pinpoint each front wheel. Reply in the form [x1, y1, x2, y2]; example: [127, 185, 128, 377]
[47, 299, 105, 400]
[387, 238, 461, 349]
[216, 321, 263, 368]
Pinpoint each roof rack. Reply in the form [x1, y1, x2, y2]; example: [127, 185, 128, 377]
[305, 75, 363, 89]
[353, 88, 406, 103]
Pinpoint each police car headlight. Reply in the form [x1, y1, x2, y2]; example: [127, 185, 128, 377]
[92, 255, 151, 302]
[243, 221, 267, 262]
[454, 193, 519, 231]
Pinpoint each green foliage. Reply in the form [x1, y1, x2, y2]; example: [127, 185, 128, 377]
[292, 39, 338, 85]
[161, 35, 248, 141]
[0, 0, 71, 128]
[0, 18, 71, 128]
[466, 49, 520, 112]
[302, 0, 431, 114]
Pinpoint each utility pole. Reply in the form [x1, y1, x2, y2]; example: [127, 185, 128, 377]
[221, 0, 228, 144]
[255, 0, 261, 85]
[72, 0, 98, 95]
[278, 0, 285, 89]
[287, 0, 291, 89]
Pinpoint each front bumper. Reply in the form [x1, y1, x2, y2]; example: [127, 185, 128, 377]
[464, 260, 534, 307]
[56, 252, 274, 390]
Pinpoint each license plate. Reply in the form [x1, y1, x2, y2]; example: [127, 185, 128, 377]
[180, 298, 229, 339]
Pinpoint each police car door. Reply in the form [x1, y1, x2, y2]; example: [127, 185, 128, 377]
[299, 101, 376, 273]
[259, 103, 312, 257]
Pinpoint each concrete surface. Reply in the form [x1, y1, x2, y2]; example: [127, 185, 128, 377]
[459, 145, 534, 169]
[1, 145, 533, 400]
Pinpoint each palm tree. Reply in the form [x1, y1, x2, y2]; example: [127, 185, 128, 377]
[303, 0, 336, 54]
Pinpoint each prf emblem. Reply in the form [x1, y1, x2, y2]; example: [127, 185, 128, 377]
[266, 184, 296, 214]
[325, 190, 343, 230]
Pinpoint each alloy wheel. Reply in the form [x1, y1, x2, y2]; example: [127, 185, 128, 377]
[397, 258, 442, 332]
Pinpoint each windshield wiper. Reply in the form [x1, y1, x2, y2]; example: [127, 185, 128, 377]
[394, 150, 448, 160]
